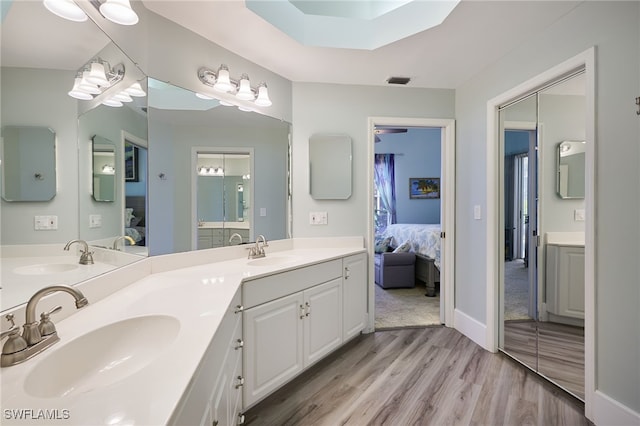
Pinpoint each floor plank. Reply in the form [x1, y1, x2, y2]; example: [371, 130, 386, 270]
[244, 327, 590, 426]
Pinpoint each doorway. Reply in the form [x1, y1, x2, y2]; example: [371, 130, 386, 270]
[367, 117, 456, 331]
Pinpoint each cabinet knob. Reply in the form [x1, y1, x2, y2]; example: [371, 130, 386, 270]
[234, 339, 244, 350]
[237, 413, 246, 425]
[235, 375, 245, 389]
[234, 305, 244, 314]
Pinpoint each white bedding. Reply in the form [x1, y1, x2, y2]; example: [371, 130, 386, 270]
[382, 223, 441, 269]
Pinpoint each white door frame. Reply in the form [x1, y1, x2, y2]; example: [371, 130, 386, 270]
[366, 117, 456, 331]
[485, 47, 595, 416]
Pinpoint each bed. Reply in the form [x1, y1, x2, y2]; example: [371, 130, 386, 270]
[380, 223, 441, 296]
[125, 196, 146, 246]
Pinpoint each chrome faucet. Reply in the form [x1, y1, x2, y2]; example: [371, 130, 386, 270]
[247, 235, 268, 259]
[64, 239, 94, 265]
[229, 233, 243, 245]
[1, 285, 89, 367]
[112, 235, 136, 250]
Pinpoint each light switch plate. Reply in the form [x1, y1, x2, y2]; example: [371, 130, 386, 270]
[473, 205, 482, 220]
[260, 208, 267, 217]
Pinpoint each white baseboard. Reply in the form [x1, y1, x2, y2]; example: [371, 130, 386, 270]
[593, 390, 640, 425]
[454, 309, 489, 351]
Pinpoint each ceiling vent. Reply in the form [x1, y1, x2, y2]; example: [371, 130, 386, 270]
[386, 76, 411, 85]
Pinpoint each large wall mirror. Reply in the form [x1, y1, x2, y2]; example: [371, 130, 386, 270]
[1, 126, 56, 202]
[0, 1, 147, 313]
[147, 79, 291, 255]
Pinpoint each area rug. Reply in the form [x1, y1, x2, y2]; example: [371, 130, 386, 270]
[375, 282, 440, 329]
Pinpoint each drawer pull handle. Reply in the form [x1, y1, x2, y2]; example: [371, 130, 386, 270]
[305, 301, 311, 317]
[235, 376, 245, 389]
[299, 304, 305, 319]
[344, 266, 350, 279]
[234, 339, 244, 350]
[234, 305, 244, 314]
[237, 413, 246, 425]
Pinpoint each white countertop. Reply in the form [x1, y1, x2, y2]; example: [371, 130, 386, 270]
[0, 239, 365, 425]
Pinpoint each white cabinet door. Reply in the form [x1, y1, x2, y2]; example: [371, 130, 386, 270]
[558, 246, 585, 319]
[303, 278, 343, 367]
[243, 292, 304, 408]
[342, 253, 368, 341]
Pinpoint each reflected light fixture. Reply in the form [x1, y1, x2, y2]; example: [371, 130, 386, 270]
[68, 77, 94, 100]
[197, 66, 273, 109]
[125, 82, 146, 97]
[67, 59, 127, 102]
[86, 61, 110, 86]
[43, 0, 88, 22]
[102, 98, 123, 107]
[98, 0, 139, 25]
[196, 92, 214, 100]
[102, 164, 115, 174]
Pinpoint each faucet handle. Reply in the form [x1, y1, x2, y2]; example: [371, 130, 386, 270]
[79, 249, 94, 265]
[38, 306, 62, 337]
[1, 315, 27, 355]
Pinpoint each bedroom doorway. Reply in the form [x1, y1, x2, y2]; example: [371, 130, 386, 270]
[122, 131, 148, 256]
[367, 117, 455, 331]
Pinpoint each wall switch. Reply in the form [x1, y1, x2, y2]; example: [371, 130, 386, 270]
[310, 211, 328, 225]
[89, 214, 102, 228]
[574, 209, 585, 221]
[260, 208, 267, 217]
[473, 205, 482, 220]
[34, 215, 58, 230]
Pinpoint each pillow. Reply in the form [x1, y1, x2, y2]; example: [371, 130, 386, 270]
[374, 236, 393, 253]
[124, 208, 135, 227]
[392, 240, 412, 253]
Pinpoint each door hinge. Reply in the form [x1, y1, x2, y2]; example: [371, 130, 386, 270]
[440, 232, 445, 239]
[536, 235, 541, 247]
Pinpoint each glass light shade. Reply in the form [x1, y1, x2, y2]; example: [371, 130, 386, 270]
[68, 77, 93, 100]
[236, 74, 254, 100]
[238, 105, 254, 112]
[78, 71, 102, 94]
[196, 92, 214, 100]
[99, 0, 139, 25]
[125, 82, 146, 97]
[254, 84, 272, 107]
[43, 0, 88, 22]
[102, 98, 123, 107]
[213, 67, 233, 93]
[112, 91, 133, 102]
[86, 62, 109, 86]
[219, 100, 234, 106]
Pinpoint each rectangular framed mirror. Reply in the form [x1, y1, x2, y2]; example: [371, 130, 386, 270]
[556, 140, 585, 199]
[92, 135, 116, 202]
[1, 126, 56, 202]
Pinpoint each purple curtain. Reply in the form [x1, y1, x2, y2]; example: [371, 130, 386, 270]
[374, 154, 397, 224]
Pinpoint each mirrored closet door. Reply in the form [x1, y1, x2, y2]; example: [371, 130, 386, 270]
[499, 71, 586, 401]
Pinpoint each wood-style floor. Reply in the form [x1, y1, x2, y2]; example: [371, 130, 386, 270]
[244, 326, 589, 426]
[503, 320, 585, 400]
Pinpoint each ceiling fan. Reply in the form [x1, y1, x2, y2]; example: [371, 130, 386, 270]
[374, 128, 407, 142]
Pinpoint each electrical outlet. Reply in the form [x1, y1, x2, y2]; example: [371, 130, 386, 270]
[310, 211, 328, 225]
[34, 215, 58, 230]
[89, 214, 102, 228]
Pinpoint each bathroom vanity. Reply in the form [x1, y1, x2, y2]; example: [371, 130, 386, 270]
[544, 233, 585, 325]
[1, 238, 366, 426]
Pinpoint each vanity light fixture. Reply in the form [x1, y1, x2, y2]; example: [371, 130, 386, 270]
[102, 98, 123, 107]
[43, 0, 88, 22]
[197, 66, 273, 109]
[195, 92, 214, 100]
[125, 82, 146, 97]
[67, 59, 125, 101]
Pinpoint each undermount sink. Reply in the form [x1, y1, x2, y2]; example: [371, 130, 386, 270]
[13, 263, 79, 275]
[247, 255, 299, 267]
[24, 315, 180, 398]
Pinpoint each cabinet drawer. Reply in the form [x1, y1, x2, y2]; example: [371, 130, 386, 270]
[243, 259, 342, 309]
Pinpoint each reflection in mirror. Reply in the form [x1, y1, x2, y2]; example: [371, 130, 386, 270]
[124, 136, 148, 255]
[92, 135, 116, 202]
[557, 140, 585, 199]
[309, 133, 352, 199]
[197, 153, 251, 249]
[1, 0, 147, 313]
[1, 126, 56, 202]
[147, 79, 290, 256]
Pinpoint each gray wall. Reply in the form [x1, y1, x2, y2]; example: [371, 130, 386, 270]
[1, 68, 79, 245]
[455, 1, 639, 413]
[291, 83, 454, 239]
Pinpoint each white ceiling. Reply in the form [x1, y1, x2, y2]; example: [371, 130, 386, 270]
[142, 0, 583, 89]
